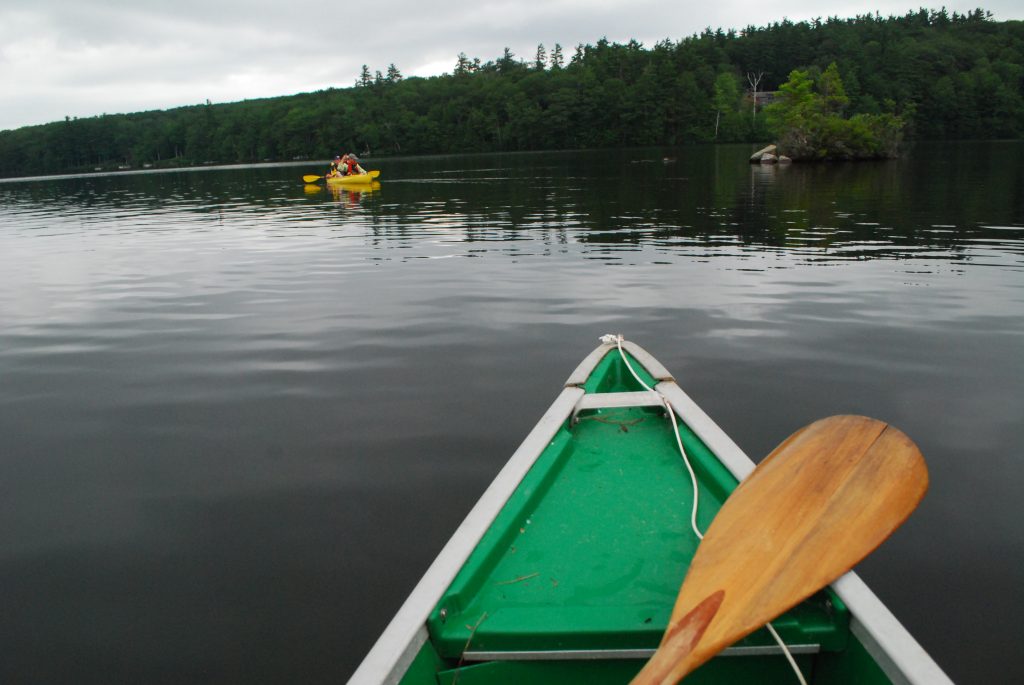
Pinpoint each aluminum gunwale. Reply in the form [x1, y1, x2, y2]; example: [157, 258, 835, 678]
[836, 574, 954, 685]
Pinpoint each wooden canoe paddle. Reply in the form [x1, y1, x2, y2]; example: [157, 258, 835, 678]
[630, 414, 929, 685]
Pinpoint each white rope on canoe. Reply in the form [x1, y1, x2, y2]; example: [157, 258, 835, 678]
[600, 333, 703, 541]
[599, 334, 808, 685]
[766, 621, 807, 684]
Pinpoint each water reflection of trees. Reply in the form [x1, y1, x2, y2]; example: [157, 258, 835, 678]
[352, 145, 1021, 267]
[565, 143, 1022, 264]
[7, 145, 1018, 267]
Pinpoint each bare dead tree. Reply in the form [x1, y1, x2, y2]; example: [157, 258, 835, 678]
[747, 71, 765, 126]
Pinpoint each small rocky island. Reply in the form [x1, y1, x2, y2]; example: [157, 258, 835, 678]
[752, 63, 906, 162]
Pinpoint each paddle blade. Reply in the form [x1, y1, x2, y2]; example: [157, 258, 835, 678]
[632, 415, 928, 685]
[369, 169, 381, 179]
[302, 174, 323, 183]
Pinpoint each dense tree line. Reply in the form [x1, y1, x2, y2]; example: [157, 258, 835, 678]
[1, 8, 1021, 178]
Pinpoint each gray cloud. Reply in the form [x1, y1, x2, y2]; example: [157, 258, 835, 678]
[2, 0, 1021, 130]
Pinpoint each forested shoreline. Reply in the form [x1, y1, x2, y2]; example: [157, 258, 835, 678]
[1, 8, 1021, 178]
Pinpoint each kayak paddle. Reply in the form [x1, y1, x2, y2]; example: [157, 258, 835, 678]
[630, 414, 929, 685]
[302, 170, 380, 183]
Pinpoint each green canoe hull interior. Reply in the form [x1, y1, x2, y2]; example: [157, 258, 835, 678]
[396, 349, 896, 684]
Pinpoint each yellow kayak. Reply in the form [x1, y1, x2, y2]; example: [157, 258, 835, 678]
[302, 170, 381, 185]
[326, 170, 380, 186]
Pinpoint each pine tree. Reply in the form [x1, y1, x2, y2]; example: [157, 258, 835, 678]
[534, 44, 547, 70]
[498, 47, 517, 73]
[550, 44, 564, 70]
[357, 65, 372, 87]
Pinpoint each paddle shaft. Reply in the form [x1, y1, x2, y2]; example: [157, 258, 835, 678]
[631, 415, 928, 684]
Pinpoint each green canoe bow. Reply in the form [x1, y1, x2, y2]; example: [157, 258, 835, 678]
[349, 340, 950, 685]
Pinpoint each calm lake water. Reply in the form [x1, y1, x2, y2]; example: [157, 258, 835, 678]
[1, 144, 1021, 684]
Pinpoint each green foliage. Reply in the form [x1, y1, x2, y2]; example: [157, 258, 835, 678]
[713, 72, 744, 139]
[766, 63, 906, 159]
[1, 8, 1022, 177]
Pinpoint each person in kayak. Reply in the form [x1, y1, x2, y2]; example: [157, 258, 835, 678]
[344, 154, 367, 175]
[327, 155, 344, 178]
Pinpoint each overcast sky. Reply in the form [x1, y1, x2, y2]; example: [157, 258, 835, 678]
[2, 0, 1021, 131]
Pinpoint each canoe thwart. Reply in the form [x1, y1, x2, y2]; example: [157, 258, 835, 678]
[571, 390, 666, 423]
[462, 643, 821, 662]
